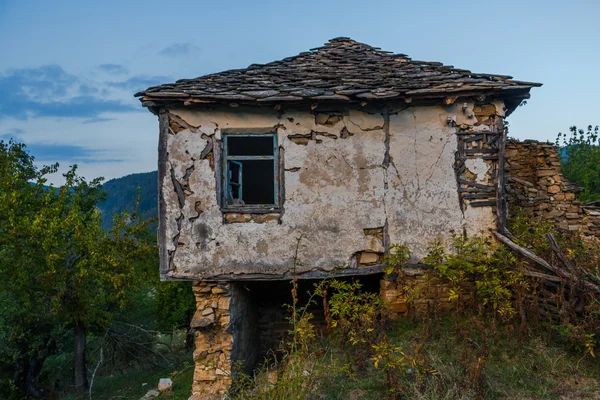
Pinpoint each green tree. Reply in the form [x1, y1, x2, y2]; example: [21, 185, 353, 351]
[0, 140, 60, 398]
[0, 140, 156, 397]
[557, 125, 600, 202]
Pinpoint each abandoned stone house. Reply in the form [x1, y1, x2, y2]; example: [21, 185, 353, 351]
[136, 38, 546, 398]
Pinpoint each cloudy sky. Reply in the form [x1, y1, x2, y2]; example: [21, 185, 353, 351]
[0, 0, 598, 185]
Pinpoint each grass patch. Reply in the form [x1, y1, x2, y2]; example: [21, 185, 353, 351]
[61, 355, 193, 400]
[248, 316, 600, 400]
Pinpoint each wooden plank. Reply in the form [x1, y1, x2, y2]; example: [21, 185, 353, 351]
[455, 131, 500, 136]
[221, 207, 281, 214]
[463, 193, 495, 199]
[463, 134, 484, 143]
[492, 231, 600, 293]
[158, 109, 170, 275]
[458, 179, 496, 191]
[278, 145, 285, 222]
[213, 136, 223, 208]
[496, 126, 507, 232]
[459, 187, 492, 193]
[470, 200, 497, 207]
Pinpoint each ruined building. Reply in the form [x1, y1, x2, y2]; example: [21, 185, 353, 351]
[136, 38, 542, 398]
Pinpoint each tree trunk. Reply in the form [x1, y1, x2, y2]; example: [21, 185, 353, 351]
[74, 324, 89, 394]
[25, 355, 43, 398]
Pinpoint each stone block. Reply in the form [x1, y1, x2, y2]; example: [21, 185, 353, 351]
[547, 185, 561, 194]
[158, 378, 173, 392]
[224, 213, 252, 223]
[195, 285, 213, 293]
[212, 286, 227, 294]
[218, 297, 230, 310]
[194, 368, 217, 382]
[537, 169, 556, 177]
[193, 349, 208, 361]
[381, 289, 401, 303]
[380, 279, 397, 290]
[359, 252, 380, 265]
[191, 310, 215, 328]
[252, 214, 279, 223]
[387, 300, 408, 313]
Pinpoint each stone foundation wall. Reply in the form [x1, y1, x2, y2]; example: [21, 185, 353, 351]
[380, 268, 469, 319]
[505, 140, 600, 236]
[190, 282, 232, 400]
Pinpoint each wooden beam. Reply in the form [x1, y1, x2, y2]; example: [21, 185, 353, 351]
[444, 96, 458, 105]
[496, 125, 507, 232]
[158, 109, 170, 274]
[458, 179, 496, 192]
[492, 231, 600, 293]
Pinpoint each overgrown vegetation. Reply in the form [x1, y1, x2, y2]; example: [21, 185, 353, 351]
[557, 124, 600, 202]
[230, 211, 600, 399]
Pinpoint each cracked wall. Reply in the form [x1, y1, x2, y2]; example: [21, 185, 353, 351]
[160, 101, 502, 280]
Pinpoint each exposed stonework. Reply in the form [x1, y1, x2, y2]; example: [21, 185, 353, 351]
[505, 140, 600, 236]
[380, 268, 471, 319]
[191, 282, 232, 399]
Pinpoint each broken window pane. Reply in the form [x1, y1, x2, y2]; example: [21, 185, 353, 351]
[223, 134, 278, 208]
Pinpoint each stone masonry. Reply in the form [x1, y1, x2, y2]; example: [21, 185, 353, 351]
[380, 268, 471, 319]
[505, 140, 600, 236]
[190, 282, 232, 400]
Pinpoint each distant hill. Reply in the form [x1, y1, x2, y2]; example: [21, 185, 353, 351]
[98, 171, 158, 230]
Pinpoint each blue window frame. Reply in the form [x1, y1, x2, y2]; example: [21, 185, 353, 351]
[222, 133, 279, 209]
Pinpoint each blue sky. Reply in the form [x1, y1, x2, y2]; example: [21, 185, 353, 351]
[0, 0, 598, 184]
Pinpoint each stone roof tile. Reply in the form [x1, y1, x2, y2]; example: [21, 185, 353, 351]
[135, 38, 541, 107]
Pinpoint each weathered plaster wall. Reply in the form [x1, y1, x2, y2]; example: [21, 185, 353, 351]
[161, 101, 503, 280]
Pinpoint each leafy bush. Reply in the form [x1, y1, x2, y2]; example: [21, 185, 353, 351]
[557, 125, 600, 202]
[424, 234, 522, 318]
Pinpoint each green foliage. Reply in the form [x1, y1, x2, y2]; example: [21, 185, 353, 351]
[320, 280, 385, 370]
[508, 208, 600, 358]
[383, 244, 411, 275]
[424, 235, 521, 318]
[154, 281, 197, 331]
[0, 140, 158, 396]
[557, 125, 600, 202]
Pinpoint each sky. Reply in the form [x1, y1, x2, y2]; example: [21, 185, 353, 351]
[0, 0, 598, 185]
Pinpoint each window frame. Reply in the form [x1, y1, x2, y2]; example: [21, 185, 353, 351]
[221, 133, 280, 212]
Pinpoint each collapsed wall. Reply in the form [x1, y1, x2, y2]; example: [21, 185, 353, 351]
[505, 140, 600, 235]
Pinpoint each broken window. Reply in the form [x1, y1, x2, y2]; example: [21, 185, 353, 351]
[222, 134, 279, 209]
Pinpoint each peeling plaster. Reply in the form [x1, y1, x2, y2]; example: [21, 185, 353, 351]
[465, 158, 490, 183]
[161, 102, 501, 279]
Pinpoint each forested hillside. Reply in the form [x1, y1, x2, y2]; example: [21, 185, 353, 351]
[98, 171, 158, 229]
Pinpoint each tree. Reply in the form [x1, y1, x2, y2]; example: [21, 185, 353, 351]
[0, 140, 156, 397]
[557, 125, 600, 202]
[0, 140, 61, 398]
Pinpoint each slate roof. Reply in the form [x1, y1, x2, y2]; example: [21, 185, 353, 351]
[136, 37, 541, 108]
